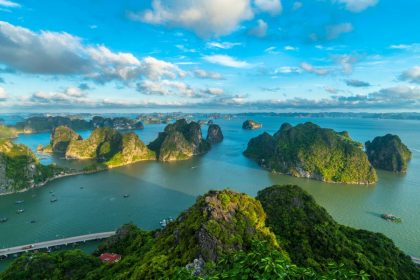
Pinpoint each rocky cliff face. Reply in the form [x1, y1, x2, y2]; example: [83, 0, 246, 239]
[242, 119, 262, 130]
[244, 122, 377, 184]
[365, 134, 412, 172]
[0, 140, 60, 192]
[48, 126, 82, 154]
[206, 124, 224, 144]
[148, 119, 211, 161]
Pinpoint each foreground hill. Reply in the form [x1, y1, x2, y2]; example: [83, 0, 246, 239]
[3, 185, 418, 279]
[0, 140, 63, 192]
[365, 134, 412, 172]
[0, 125, 17, 140]
[148, 119, 211, 161]
[244, 122, 377, 184]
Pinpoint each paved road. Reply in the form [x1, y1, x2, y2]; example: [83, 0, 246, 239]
[0, 231, 116, 257]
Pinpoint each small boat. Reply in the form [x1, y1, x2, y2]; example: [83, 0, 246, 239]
[50, 198, 58, 203]
[123, 194, 130, 198]
[381, 214, 402, 223]
[80, 187, 84, 189]
[0, 217, 8, 223]
[15, 200, 24, 204]
[30, 220, 36, 224]
[159, 217, 174, 228]
[16, 209, 25, 214]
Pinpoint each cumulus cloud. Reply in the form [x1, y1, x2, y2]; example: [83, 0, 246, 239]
[335, 0, 378, 13]
[334, 54, 358, 74]
[0, 21, 187, 85]
[136, 79, 195, 97]
[0, 0, 20, 8]
[0, 87, 7, 101]
[345, 79, 371, 87]
[300, 62, 330, 75]
[274, 66, 302, 74]
[201, 87, 224, 95]
[204, 55, 251, 68]
[284, 45, 298, 51]
[194, 69, 224, 80]
[326, 23, 353, 40]
[400, 66, 420, 84]
[248, 19, 268, 38]
[130, 0, 254, 38]
[254, 0, 282, 15]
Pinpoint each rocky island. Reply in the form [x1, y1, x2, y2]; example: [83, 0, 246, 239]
[57, 127, 155, 168]
[242, 119, 262, 130]
[148, 119, 211, 161]
[0, 140, 64, 193]
[244, 122, 377, 184]
[2, 185, 418, 279]
[365, 134, 412, 172]
[206, 124, 224, 144]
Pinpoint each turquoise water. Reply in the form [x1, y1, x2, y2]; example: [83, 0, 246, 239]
[1, 116, 420, 265]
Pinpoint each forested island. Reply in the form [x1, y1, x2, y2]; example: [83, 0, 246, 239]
[1, 185, 418, 279]
[244, 122, 377, 184]
[0, 140, 64, 193]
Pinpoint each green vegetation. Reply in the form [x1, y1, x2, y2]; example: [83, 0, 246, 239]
[206, 124, 223, 144]
[3, 185, 417, 279]
[257, 185, 420, 280]
[0, 140, 63, 192]
[244, 122, 377, 184]
[47, 126, 82, 154]
[242, 119, 262, 130]
[365, 134, 412, 172]
[0, 125, 17, 139]
[148, 119, 211, 161]
[65, 127, 154, 167]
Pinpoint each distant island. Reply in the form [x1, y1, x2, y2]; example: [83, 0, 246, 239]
[2, 185, 418, 279]
[148, 119, 212, 161]
[13, 116, 144, 134]
[366, 134, 412, 172]
[0, 140, 65, 194]
[242, 119, 262, 130]
[244, 122, 377, 184]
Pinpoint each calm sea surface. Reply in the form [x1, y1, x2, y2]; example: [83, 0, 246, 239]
[1, 116, 420, 263]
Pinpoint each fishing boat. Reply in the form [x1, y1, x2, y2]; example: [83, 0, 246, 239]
[381, 213, 402, 223]
[0, 217, 8, 223]
[16, 209, 25, 214]
[50, 198, 58, 203]
[123, 194, 130, 198]
[15, 200, 24, 204]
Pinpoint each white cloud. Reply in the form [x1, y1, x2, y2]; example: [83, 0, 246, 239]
[194, 69, 224, 80]
[137, 79, 195, 97]
[335, 55, 358, 74]
[326, 23, 353, 40]
[274, 66, 302, 74]
[284, 45, 298, 51]
[204, 55, 251, 68]
[248, 19, 268, 38]
[206, 41, 242, 49]
[400, 66, 420, 84]
[201, 87, 224, 95]
[0, 87, 8, 101]
[0, 0, 20, 8]
[130, 0, 254, 38]
[300, 62, 330, 75]
[265, 46, 280, 54]
[254, 0, 282, 15]
[335, 0, 378, 13]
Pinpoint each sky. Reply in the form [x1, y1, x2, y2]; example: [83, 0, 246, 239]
[0, 0, 420, 113]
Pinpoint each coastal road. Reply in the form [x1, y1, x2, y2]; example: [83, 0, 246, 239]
[0, 231, 116, 257]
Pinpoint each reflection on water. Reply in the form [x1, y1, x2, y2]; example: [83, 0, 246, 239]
[1, 116, 420, 259]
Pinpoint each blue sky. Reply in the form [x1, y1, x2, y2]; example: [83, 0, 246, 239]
[0, 0, 419, 112]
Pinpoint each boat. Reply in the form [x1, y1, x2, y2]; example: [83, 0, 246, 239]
[30, 220, 36, 224]
[15, 200, 24, 204]
[123, 194, 130, 198]
[381, 214, 402, 223]
[0, 217, 8, 223]
[16, 209, 25, 214]
[159, 217, 174, 228]
[50, 198, 58, 203]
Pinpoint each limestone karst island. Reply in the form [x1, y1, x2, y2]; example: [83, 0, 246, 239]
[0, 1, 420, 279]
